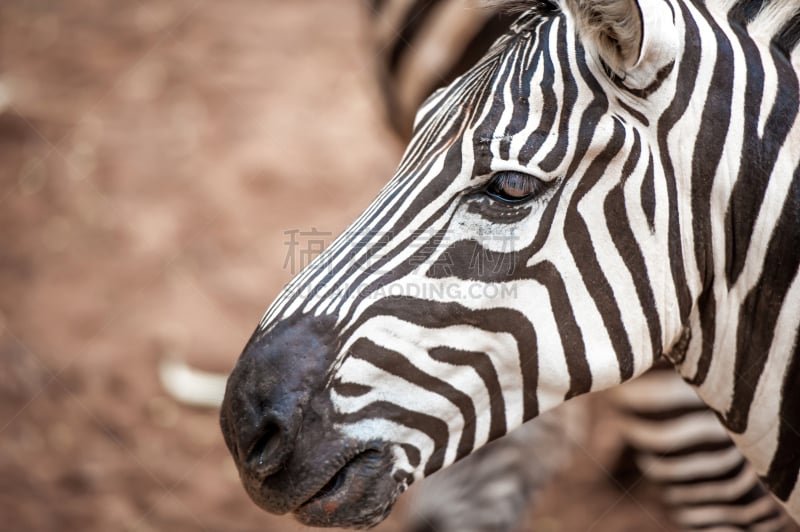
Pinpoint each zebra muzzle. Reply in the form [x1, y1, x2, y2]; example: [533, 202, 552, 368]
[220, 313, 402, 527]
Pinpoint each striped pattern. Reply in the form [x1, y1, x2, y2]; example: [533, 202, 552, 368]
[407, 401, 584, 532]
[407, 365, 790, 532]
[369, 3, 791, 530]
[252, 0, 800, 522]
[609, 365, 791, 531]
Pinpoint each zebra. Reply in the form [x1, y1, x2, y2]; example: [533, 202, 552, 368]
[369, 2, 793, 530]
[219, 0, 800, 528]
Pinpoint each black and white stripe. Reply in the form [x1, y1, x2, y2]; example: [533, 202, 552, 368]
[240, 0, 800, 524]
[366, 3, 792, 530]
[409, 365, 792, 531]
[609, 364, 791, 531]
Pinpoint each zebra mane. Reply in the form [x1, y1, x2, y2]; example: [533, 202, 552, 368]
[485, 0, 800, 59]
[483, 0, 560, 16]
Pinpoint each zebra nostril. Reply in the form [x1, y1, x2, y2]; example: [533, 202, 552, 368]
[247, 421, 284, 473]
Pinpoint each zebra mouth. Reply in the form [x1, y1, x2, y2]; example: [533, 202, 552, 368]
[293, 446, 399, 528]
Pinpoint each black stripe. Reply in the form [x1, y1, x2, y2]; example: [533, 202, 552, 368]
[650, 438, 734, 459]
[689, 286, 717, 386]
[729, 0, 771, 23]
[620, 403, 709, 422]
[765, 320, 800, 500]
[607, 60, 675, 99]
[331, 380, 372, 397]
[401, 443, 421, 468]
[425, 230, 517, 281]
[472, 37, 521, 175]
[640, 152, 656, 232]
[429, 347, 508, 442]
[336, 400, 449, 476]
[529, 261, 592, 398]
[656, 0, 700, 325]
[686, 5, 736, 386]
[727, 164, 800, 435]
[724, 30, 799, 287]
[658, 458, 747, 486]
[650, 358, 677, 372]
[563, 23, 610, 172]
[526, 159, 569, 254]
[774, 10, 800, 55]
[752, 509, 784, 525]
[346, 298, 540, 420]
[520, 18, 559, 165]
[679, 481, 769, 508]
[541, 17, 578, 172]
[565, 119, 634, 380]
[500, 36, 538, 159]
[604, 132, 663, 372]
[618, 98, 650, 126]
[350, 338, 477, 461]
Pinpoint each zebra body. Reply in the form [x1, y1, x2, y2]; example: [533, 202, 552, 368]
[220, 0, 800, 528]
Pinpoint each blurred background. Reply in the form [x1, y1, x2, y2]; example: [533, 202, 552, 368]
[0, 1, 672, 530]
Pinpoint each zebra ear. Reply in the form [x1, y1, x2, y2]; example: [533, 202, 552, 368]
[562, 0, 642, 72]
[562, 0, 678, 91]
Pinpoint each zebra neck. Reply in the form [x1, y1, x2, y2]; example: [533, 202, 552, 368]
[663, 11, 800, 498]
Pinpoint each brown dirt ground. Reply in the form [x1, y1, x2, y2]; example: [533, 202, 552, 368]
[0, 1, 678, 530]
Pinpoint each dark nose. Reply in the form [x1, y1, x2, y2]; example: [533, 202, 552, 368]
[220, 313, 338, 478]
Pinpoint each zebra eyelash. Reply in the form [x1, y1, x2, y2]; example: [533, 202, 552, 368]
[484, 170, 548, 204]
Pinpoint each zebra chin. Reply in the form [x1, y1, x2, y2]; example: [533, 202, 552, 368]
[290, 447, 401, 528]
[242, 440, 402, 529]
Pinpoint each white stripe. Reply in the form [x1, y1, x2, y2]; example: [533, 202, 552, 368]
[621, 412, 730, 454]
[662, 462, 761, 504]
[674, 495, 782, 527]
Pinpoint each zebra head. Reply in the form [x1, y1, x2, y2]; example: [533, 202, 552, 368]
[221, 0, 726, 527]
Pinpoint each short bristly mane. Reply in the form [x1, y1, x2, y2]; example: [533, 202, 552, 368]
[483, 0, 560, 15]
[485, 0, 800, 62]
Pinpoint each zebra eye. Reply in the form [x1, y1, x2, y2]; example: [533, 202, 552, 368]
[485, 171, 545, 204]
